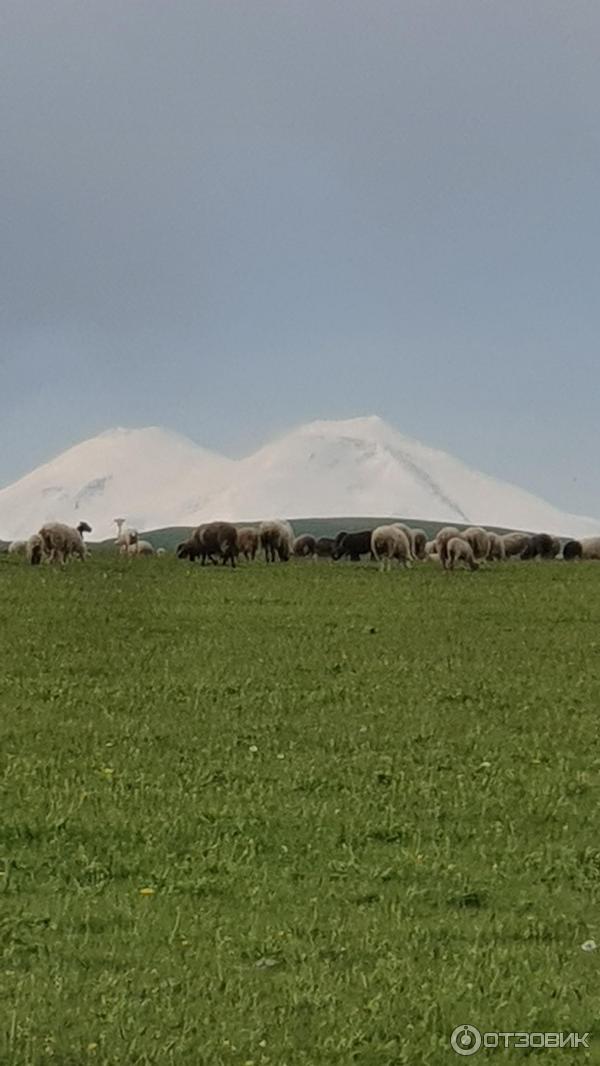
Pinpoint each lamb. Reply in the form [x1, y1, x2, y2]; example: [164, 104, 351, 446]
[293, 534, 317, 559]
[486, 532, 506, 562]
[563, 537, 600, 561]
[260, 520, 294, 563]
[127, 540, 156, 557]
[435, 526, 460, 569]
[176, 521, 238, 567]
[114, 518, 138, 553]
[8, 540, 27, 556]
[446, 536, 479, 572]
[156, 548, 167, 557]
[425, 539, 438, 560]
[38, 521, 92, 564]
[27, 533, 44, 566]
[502, 532, 530, 558]
[461, 526, 491, 561]
[370, 525, 412, 571]
[238, 527, 260, 562]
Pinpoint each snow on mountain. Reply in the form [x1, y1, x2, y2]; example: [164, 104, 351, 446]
[0, 416, 598, 541]
[0, 427, 234, 541]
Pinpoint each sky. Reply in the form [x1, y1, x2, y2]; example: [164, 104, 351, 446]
[2, 1, 599, 516]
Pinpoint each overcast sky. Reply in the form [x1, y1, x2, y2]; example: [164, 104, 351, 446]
[2, 1, 599, 515]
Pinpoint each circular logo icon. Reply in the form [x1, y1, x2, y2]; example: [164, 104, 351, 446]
[450, 1025, 482, 1056]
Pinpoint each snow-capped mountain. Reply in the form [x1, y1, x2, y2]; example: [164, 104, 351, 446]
[0, 416, 598, 541]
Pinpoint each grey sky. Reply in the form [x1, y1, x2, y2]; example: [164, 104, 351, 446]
[2, 1, 599, 515]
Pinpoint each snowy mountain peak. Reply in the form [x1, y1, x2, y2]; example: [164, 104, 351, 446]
[0, 416, 598, 541]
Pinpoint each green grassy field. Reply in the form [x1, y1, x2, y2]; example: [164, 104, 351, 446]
[1, 554, 599, 1064]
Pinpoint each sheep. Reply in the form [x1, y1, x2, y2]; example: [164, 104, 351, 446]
[486, 532, 506, 562]
[238, 527, 260, 562]
[177, 521, 238, 567]
[563, 537, 600, 561]
[370, 525, 412, 571]
[127, 540, 156, 557]
[156, 547, 167, 557]
[425, 539, 439, 561]
[502, 532, 530, 558]
[520, 532, 560, 560]
[315, 536, 336, 558]
[27, 533, 44, 566]
[409, 528, 427, 561]
[38, 521, 92, 565]
[461, 526, 490, 561]
[8, 540, 27, 556]
[332, 530, 374, 561]
[114, 517, 138, 553]
[446, 536, 479, 572]
[260, 520, 294, 563]
[293, 533, 317, 559]
[435, 526, 460, 569]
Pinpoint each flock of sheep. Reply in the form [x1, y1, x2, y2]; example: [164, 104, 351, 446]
[5, 515, 600, 571]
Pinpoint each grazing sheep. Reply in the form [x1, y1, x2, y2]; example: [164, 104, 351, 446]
[315, 536, 335, 558]
[521, 532, 560, 560]
[238, 527, 260, 562]
[486, 532, 506, 562]
[563, 537, 600, 561]
[127, 539, 156, 557]
[435, 526, 460, 569]
[425, 539, 438, 560]
[409, 528, 427, 561]
[114, 517, 138, 553]
[8, 540, 27, 556]
[502, 532, 530, 558]
[39, 521, 92, 565]
[461, 526, 490, 561]
[260, 520, 294, 563]
[27, 533, 44, 566]
[332, 530, 374, 561]
[156, 547, 167, 557]
[370, 525, 412, 571]
[177, 521, 238, 567]
[446, 536, 479, 572]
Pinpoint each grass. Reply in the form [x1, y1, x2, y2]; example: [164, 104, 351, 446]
[1, 553, 600, 1064]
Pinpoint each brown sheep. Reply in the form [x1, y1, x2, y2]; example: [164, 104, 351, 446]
[238, 527, 260, 562]
[293, 534, 317, 559]
[176, 521, 238, 567]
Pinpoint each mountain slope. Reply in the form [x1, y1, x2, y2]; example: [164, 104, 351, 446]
[0, 416, 597, 541]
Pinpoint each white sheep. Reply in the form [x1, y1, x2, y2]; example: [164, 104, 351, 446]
[461, 526, 490, 561]
[8, 540, 27, 556]
[371, 525, 412, 571]
[502, 532, 530, 558]
[114, 517, 139, 553]
[126, 540, 156, 557]
[38, 521, 92, 564]
[259, 520, 294, 562]
[435, 526, 460, 569]
[487, 532, 506, 562]
[446, 536, 479, 572]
